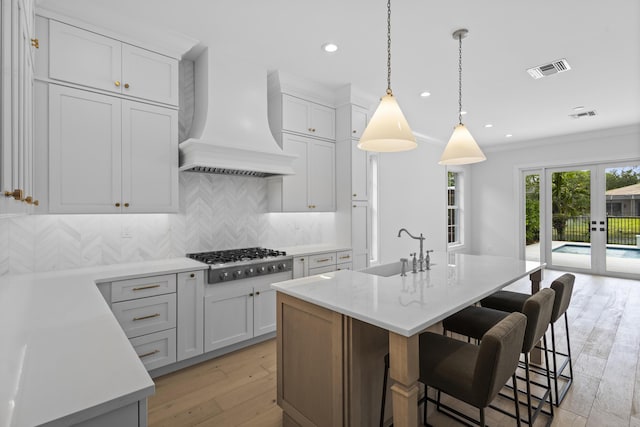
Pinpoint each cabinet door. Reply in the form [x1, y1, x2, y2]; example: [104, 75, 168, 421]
[281, 94, 311, 136]
[352, 202, 370, 270]
[204, 285, 253, 352]
[309, 140, 335, 211]
[281, 134, 309, 211]
[121, 100, 178, 213]
[17, 0, 34, 205]
[49, 85, 122, 213]
[310, 102, 335, 140]
[49, 20, 122, 94]
[122, 44, 178, 106]
[177, 271, 204, 361]
[292, 256, 308, 279]
[254, 282, 276, 336]
[351, 140, 369, 201]
[351, 105, 368, 139]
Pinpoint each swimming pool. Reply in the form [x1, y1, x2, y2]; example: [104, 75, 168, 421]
[553, 244, 640, 259]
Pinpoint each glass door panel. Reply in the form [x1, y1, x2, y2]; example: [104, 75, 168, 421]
[524, 171, 541, 262]
[547, 168, 592, 271]
[603, 164, 640, 275]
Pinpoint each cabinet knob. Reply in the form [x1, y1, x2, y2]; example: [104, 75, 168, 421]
[124, 203, 130, 207]
[308, 128, 316, 132]
[124, 83, 130, 89]
[114, 80, 121, 87]
[33, 200, 39, 206]
[353, 193, 357, 197]
[115, 202, 121, 207]
[190, 273, 195, 278]
[353, 130, 357, 134]
[255, 291, 260, 296]
[249, 292, 254, 297]
[353, 205, 357, 208]
[31, 38, 39, 49]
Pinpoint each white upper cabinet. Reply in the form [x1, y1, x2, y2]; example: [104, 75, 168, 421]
[268, 133, 335, 212]
[49, 84, 178, 213]
[48, 20, 178, 106]
[350, 105, 369, 139]
[281, 94, 335, 140]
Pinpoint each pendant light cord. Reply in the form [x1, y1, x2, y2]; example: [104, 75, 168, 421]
[458, 33, 463, 125]
[386, 0, 392, 95]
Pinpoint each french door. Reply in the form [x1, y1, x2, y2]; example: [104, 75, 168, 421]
[523, 161, 640, 278]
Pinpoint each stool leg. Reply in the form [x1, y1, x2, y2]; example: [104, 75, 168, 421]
[423, 385, 428, 426]
[512, 374, 522, 427]
[543, 335, 554, 417]
[479, 407, 486, 427]
[565, 312, 574, 381]
[550, 322, 560, 405]
[524, 353, 533, 425]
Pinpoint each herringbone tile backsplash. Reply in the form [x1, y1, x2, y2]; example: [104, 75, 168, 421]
[0, 174, 336, 276]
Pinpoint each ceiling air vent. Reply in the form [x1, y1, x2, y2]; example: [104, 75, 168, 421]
[569, 110, 597, 119]
[527, 58, 571, 79]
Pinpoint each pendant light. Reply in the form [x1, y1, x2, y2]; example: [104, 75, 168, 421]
[439, 29, 486, 165]
[358, 0, 416, 152]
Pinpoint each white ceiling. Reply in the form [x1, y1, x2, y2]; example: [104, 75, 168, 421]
[37, 0, 640, 149]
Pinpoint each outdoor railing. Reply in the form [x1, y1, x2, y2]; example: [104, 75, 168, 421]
[552, 215, 640, 245]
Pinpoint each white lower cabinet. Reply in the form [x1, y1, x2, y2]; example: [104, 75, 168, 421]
[177, 271, 204, 361]
[295, 249, 353, 278]
[104, 270, 204, 371]
[204, 279, 279, 353]
[130, 329, 177, 371]
[204, 283, 253, 352]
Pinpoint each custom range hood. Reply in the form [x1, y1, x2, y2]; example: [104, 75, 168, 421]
[179, 49, 296, 177]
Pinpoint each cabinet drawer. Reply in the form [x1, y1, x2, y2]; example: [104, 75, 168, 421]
[111, 274, 176, 302]
[112, 293, 176, 338]
[308, 252, 336, 269]
[337, 250, 353, 264]
[309, 265, 337, 275]
[130, 328, 176, 371]
[336, 262, 353, 271]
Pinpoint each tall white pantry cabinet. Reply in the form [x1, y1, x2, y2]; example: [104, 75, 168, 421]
[33, 16, 179, 213]
[0, 0, 36, 214]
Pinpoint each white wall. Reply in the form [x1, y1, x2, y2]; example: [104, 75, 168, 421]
[469, 125, 640, 257]
[377, 137, 448, 264]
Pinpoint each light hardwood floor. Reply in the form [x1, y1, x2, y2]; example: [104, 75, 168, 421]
[148, 271, 640, 426]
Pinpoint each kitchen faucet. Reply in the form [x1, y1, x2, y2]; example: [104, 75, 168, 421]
[397, 228, 426, 272]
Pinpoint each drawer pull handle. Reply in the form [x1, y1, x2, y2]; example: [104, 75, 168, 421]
[133, 313, 161, 321]
[316, 258, 331, 263]
[132, 284, 161, 291]
[340, 255, 351, 260]
[138, 349, 160, 359]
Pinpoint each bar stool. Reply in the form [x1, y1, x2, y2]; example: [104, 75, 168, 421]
[419, 312, 527, 427]
[442, 288, 555, 425]
[482, 273, 575, 405]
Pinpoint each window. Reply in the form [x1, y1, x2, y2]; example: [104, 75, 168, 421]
[447, 171, 462, 246]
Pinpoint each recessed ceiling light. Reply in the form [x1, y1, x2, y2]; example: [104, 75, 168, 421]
[505, 134, 513, 138]
[419, 91, 431, 97]
[321, 43, 338, 53]
[573, 106, 585, 111]
[484, 124, 493, 128]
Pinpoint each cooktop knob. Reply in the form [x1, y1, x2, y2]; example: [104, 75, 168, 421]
[267, 265, 276, 272]
[245, 267, 255, 276]
[233, 270, 243, 279]
[219, 272, 229, 281]
[257, 266, 266, 274]
[277, 263, 287, 271]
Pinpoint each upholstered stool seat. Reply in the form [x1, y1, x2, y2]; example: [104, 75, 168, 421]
[420, 312, 527, 426]
[442, 288, 556, 425]
[481, 274, 576, 405]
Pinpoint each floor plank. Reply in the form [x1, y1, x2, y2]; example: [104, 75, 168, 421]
[148, 271, 640, 426]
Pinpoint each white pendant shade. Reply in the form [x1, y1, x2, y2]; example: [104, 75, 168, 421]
[358, 94, 417, 152]
[438, 124, 486, 165]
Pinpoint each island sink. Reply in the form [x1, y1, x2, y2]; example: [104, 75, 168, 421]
[359, 261, 435, 277]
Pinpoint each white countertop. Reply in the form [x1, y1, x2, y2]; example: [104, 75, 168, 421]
[272, 252, 543, 337]
[0, 258, 207, 427]
[276, 244, 351, 257]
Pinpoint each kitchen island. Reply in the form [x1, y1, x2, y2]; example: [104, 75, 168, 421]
[272, 252, 544, 427]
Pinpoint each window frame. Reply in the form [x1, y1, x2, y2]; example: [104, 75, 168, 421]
[447, 169, 465, 249]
